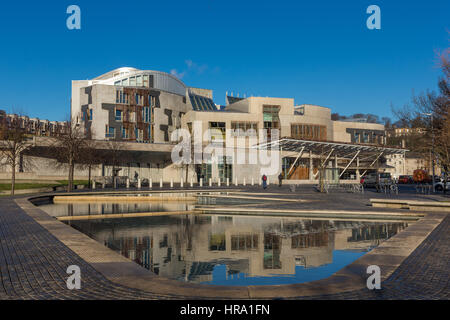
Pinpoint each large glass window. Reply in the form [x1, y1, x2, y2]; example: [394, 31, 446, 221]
[143, 75, 149, 87]
[208, 122, 226, 141]
[231, 122, 258, 136]
[209, 233, 226, 251]
[129, 77, 136, 86]
[115, 109, 123, 121]
[136, 75, 142, 86]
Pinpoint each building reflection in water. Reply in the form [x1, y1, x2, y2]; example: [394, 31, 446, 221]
[65, 215, 409, 285]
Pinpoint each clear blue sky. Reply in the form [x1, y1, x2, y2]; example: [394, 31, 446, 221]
[0, 0, 448, 121]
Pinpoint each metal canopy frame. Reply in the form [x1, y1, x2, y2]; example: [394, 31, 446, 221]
[253, 138, 407, 158]
[254, 138, 408, 179]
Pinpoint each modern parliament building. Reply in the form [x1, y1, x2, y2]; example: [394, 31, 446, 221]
[69, 67, 404, 185]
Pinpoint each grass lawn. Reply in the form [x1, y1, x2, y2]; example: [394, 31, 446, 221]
[0, 180, 89, 191]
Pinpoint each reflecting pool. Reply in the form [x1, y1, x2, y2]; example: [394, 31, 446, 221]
[52, 210, 409, 286]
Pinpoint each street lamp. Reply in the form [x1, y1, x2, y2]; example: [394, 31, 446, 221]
[422, 112, 435, 193]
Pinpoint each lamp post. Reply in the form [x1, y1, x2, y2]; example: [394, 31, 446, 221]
[422, 112, 435, 193]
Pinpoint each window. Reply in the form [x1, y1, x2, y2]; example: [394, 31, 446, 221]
[115, 109, 123, 121]
[136, 75, 142, 86]
[231, 234, 258, 251]
[231, 122, 258, 136]
[129, 77, 136, 86]
[121, 126, 128, 139]
[363, 132, 369, 143]
[122, 78, 129, 86]
[143, 75, 149, 87]
[116, 90, 129, 104]
[208, 122, 226, 140]
[143, 107, 150, 123]
[106, 126, 115, 138]
[209, 233, 226, 251]
[294, 106, 305, 115]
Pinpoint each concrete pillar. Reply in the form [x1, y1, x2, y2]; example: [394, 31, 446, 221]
[160, 178, 163, 188]
[149, 178, 152, 189]
[137, 178, 141, 189]
[356, 157, 360, 181]
[309, 151, 314, 181]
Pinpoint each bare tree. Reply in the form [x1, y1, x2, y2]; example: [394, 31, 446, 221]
[0, 115, 31, 195]
[104, 140, 126, 188]
[53, 121, 89, 192]
[77, 138, 102, 189]
[392, 49, 450, 174]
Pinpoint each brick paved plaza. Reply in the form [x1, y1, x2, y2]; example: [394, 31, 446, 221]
[0, 186, 448, 300]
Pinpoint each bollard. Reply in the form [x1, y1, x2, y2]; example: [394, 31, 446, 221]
[226, 178, 229, 187]
[209, 178, 212, 187]
[235, 178, 238, 186]
[92, 181, 96, 189]
[126, 178, 130, 189]
[251, 177, 254, 186]
[149, 178, 152, 189]
[267, 177, 270, 186]
[180, 178, 184, 188]
[137, 178, 141, 189]
[160, 178, 163, 188]
[200, 178, 203, 187]
[218, 179, 221, 187]
[102, 183, 105, 189]
[190, 178, 193, 188]
[243, 178, 246, 186]
[170, 179, 173, 188]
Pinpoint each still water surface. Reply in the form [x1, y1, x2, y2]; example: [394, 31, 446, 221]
[39, 200, 409, 286]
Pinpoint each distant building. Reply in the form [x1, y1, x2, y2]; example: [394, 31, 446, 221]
[0, 110, 68, 137]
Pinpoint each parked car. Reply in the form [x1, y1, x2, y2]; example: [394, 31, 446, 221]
[360, 172, 392, 188]
[434, 178, 450, 191]
[398, 175, 413, 184]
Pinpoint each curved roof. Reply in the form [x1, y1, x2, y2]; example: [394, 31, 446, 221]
[91, 67, 187, 96]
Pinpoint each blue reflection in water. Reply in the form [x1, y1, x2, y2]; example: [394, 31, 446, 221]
[203, 250, 365, 286]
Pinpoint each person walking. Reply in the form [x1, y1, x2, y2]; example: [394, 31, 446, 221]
[262, 174, 267, 189]
[278, 173, 283, 187]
